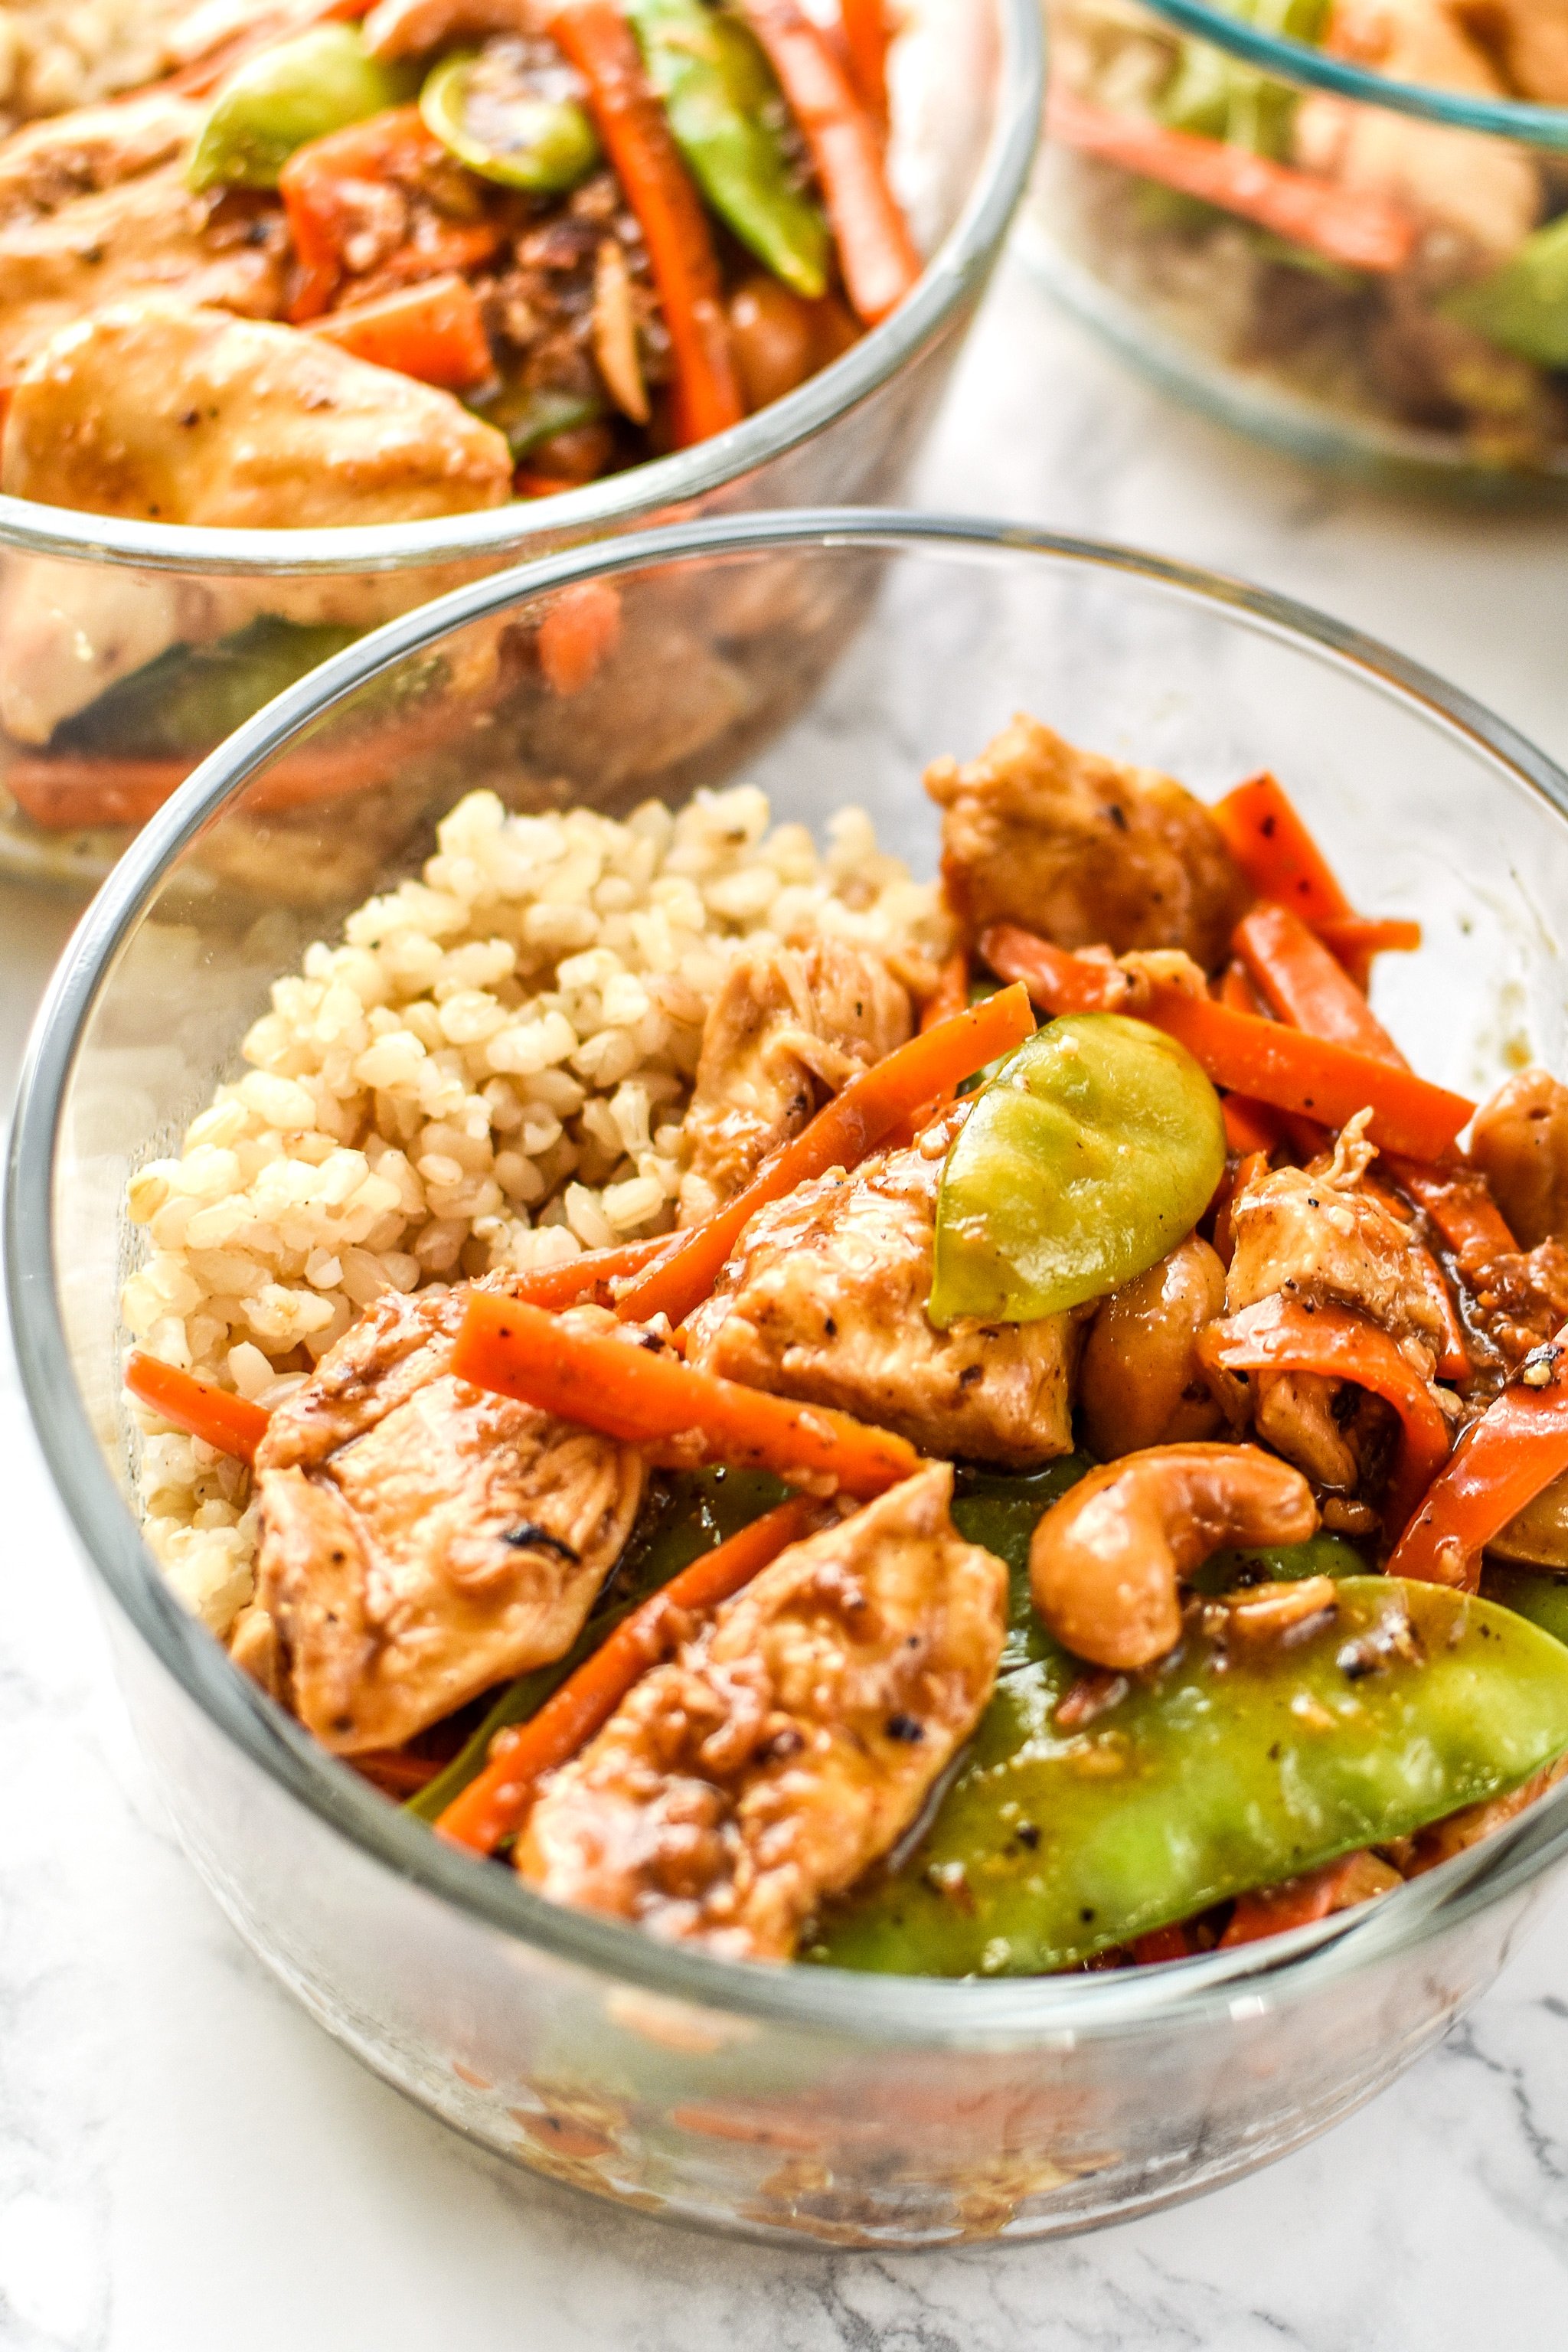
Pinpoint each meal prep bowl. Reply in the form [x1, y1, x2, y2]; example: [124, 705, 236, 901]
[0, 0, 1040, 898]
[14, 510, 1568, 2248]
[1023, 0, 1568, 490]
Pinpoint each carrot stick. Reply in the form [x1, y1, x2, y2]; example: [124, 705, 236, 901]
[1212, 772, 1353, 926]
[547, 1, 743, 444]
[1385, 1158, 1517, 1276]
[1129, 1923, 1195, 1965]
[1233, 902, 1405, 1066]
[125, 1351, 272, 1466]
[1220, 1852, 1392, 1947]
[1199, 1293, 1452, 1536]
[305, 273, 494, 390]
[279, 109, 502, 321]
[1388, 1328, 1568, 1591]
[1314, 916, 1422, 965]
[921, 946, 970, 1034]
[1222, 1094, 1283, 1158]
[436, 1495, 818, 1852]
[616, 982, 1035, 1328]
[741, 0, 921, 325]
[983, 926, 1472, 1162]
[451, 1292, 922, 1496]
[537, 580, 622, 697]
[354, 1747, 442, 1796]
[1047, 87, 1417, 275]
[508, 1235, 675, 1312]
[838, 0, 891, 120]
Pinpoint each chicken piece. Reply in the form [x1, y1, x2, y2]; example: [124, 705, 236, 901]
[1226, 1115, 1449, 1367]
[0, 556, 198, 746]
[1296, 0, 1540, 269]
[2, 296, 513, 527]
[252, 1283, 644, 1753]
[1456, 0, 1568, 102]
[1468, 1069, 1568, 1250]
[1220, 1115, 1453, 1494]
[678, 939, 913, 1227]
[926, 713, 1251, 974]
[0, 168, 289, 388]
[364, 0, 548, 58]
[0, 93, 203, 229]
[516, 1463, 1007, 1961]
[684, 1128, 1078, 1467]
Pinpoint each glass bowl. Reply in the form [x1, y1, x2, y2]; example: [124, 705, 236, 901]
[1021, 0, 1568, 491]
[0, 0, 1040, 900]
[13, 511, 1568, 2249]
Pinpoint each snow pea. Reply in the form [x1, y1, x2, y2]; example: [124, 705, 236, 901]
[188, 24, 409, 191]
[929, 1014, 1227, 1327]
[54, 617, 361, 760]
[1161, 0, 1328, 162]
[408, 1465, 789, 1822]
[1482, 1564, 1568, 1651]
[624, 0, 830, 300]
[1446, 217, 1568, 371]
[420, 45, 599, 193]
[809, 1577, 1568, 1975]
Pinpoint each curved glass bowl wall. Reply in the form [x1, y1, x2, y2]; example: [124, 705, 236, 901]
[14, 514, 1568, 2248]
[1021, 0, 1568, 490]
[0, 0, 1040, 897]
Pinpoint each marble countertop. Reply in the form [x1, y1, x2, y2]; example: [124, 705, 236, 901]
[5, 254, 1568, 2352]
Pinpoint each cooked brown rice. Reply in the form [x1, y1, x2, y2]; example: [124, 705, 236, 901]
[124, 786, 947, 1635]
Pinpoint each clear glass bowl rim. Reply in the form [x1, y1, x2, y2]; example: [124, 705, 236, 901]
[0, 0, 1041, 580]
[1136, 0, 1568, 149]
[14, 506, 1568, 2048]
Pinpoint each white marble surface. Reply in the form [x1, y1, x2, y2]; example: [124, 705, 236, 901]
[5, 256, 1568, 2350]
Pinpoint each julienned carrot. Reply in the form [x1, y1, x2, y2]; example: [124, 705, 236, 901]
[1220, 1853, 1392, 1948]
[547, 1, 743, 444]
[279, 109, 501, 320]
[741, 0, 921, 325]
[616, 982, 1035, 1328]
[452, 1292, 922, 1496]
[1213, 772, 1353, 926]
[508, 1234, 675, 1312]
[1386, 1156, 1517, 1274]
[436, 1496, 818, 1852]
[305, 273, 494, 390]
[125, 1351, 271, 1466]
[1313, 916, 1422, 965]
[1199, 1294, 1452, 1535]
[1222, 1094, 1283, 1159]
[1387, 1330, 1568, 1591]
[1047, 87, 1416, 274]
[537, 580, 622, 697]
[982, 926, 1472, 1162]
[1233, 902, 1406, 1067]
[838, 0, 891, 119]
[921, 947, 970, 1034]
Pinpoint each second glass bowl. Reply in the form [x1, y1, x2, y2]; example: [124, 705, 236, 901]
[1024, 0, 1568, 490]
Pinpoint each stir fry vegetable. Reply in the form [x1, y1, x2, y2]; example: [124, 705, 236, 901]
[419, 43, 600, 191]
[188, 22, 407, 190]
[929, 1014, 1227, 1325]
[812, 1579, 1568, 1975]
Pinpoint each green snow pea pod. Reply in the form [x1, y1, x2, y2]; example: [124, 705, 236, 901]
[408, 1465, 788, 1822]
[55, 617, 361, 760]
[624, 0, 830, 299]
[1193, 1530, 1369, 1593]
[929, 1013, 1227, 1328]
[1481, 1564, 1568, 1650]
[420, 44, 600, 192]
[809, 1577, 1568, 1976]
[187, 24, 409, 191]
[1445, 216, 1568, 371]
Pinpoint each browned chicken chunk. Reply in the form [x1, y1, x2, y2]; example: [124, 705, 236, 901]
[678, 939, 912, 1227]
[2, 296, 513, 525]
[0, 93, 203, 228]
[1459, 0, 1568, 101]
[515, 1463, 1007, 1960]
[1217, 1116, 1454, 1494]
[684, 1126, 1078, 1466]
[252, 1282, 644, 1753]
[0, 171, 289, 387]
[926, 714, 1251, 973]
[1468, 1068, 1568, 1250]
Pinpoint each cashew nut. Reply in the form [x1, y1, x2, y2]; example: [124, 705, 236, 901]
[1079, 1235, 1227, 1460]
[1029, 1442, 1319, 1671]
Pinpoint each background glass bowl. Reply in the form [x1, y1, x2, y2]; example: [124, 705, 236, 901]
[0, 0, 1040, 900]
[1021, 0, 1568, 491]
[14, 511, 1568, 2249]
